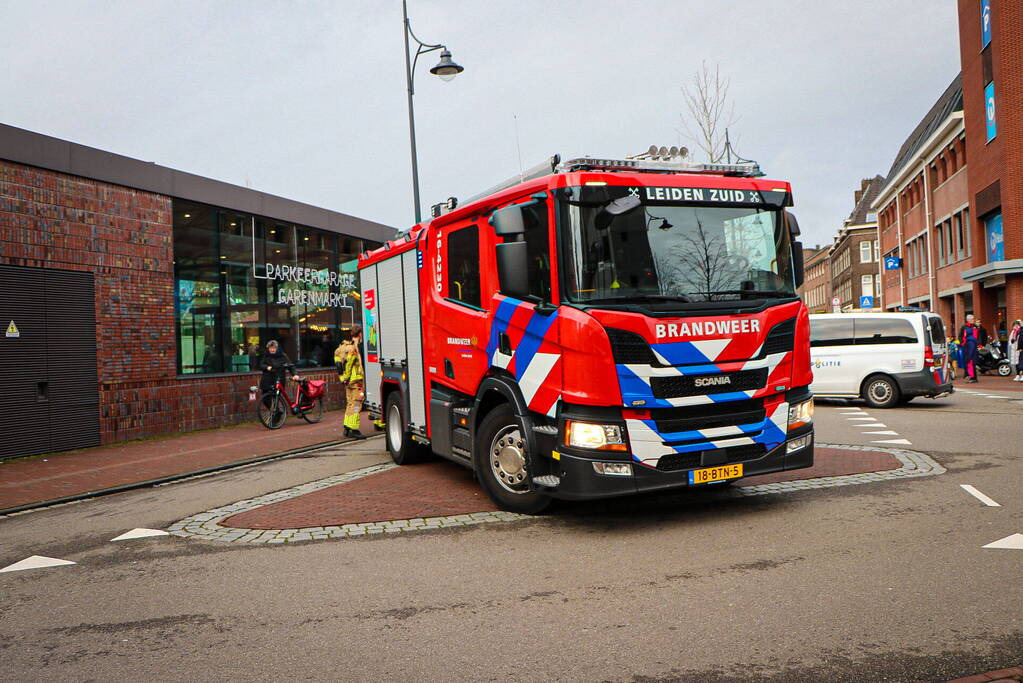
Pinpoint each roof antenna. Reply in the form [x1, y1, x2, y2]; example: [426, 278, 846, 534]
[513, 114, 524, 182]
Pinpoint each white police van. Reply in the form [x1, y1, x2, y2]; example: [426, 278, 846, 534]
[809, 312, 953, 408]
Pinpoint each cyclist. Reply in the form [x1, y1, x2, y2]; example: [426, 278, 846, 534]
[259, 340, 300, 402]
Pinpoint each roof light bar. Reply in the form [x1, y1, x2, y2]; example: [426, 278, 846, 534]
[558, 156, 763, 177]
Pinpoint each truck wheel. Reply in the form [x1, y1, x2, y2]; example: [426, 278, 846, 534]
[474, 405, 551, 514]
[385, 392, 428, 465]
[862, 374, 900, 409]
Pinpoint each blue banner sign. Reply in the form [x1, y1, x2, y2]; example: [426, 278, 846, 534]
[884, 256, 902, 270]
[986, 81, 997, 141]
[986, 213, 1004, 263]
[982, 0, 992, 48]
[860, 295, 874, 309]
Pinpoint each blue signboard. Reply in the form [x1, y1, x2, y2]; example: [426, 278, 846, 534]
[982, 0, 992, 48]
[986, 81, 997, 141]
[986, 212, 1004, 263]
[860, 295, 874, 309]
[884, 256, 902, 270]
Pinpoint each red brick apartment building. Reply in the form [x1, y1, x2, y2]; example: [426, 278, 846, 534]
[874, 2, 1023, 339]
[798, 245, 831, 313]
[830, 178, 883, 312]
[872, 77, 970, 325]
[0, 124, 392, 458]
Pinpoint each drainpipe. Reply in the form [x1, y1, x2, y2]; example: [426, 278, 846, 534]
[921, 162, 937, 310]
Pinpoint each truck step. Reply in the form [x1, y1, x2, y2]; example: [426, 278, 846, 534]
[531, 425, 558, 436]
[452, 406, 472, 417]
[532, 475, 561, 488]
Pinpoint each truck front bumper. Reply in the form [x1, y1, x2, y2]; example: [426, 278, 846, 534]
[545, 430, 814, 501]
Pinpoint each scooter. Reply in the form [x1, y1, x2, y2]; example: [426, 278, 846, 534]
[976, 343, 1013, 376]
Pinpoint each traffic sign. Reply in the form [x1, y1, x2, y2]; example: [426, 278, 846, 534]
[860, 295, 874, 309]
[831, 296, 841, 306]
[884, 256, 901, 270]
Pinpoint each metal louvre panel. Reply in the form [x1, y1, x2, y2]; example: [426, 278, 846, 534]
[652, 398, 765, 433]
[0, 265, 51, 459]
[376, 257, 407, 365]
[361, 265, 381, 410]
[401, 250, 426, 429]
[43, 269, 99, 452]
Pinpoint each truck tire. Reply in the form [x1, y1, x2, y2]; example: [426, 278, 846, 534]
[385, 392, 428, 465]
[862, 374, 900, 409]
[474, 404, 551, 514]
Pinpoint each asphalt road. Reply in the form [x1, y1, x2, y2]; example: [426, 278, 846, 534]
[2, 391, 1022, 682]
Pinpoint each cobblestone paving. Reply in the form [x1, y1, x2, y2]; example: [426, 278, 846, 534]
[167, 443, 945, 543]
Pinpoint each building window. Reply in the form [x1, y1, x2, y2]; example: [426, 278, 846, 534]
[447, 224, 482, 309]
[172, 200, 376, 375]
[874, 239, 879, 262]
[861, 274, 873, 298]
[859, 241, 872, 263]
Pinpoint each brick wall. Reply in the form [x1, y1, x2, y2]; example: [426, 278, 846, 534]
[0, 159, 346, 445]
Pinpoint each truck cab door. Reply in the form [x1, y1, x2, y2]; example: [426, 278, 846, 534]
[424, 221, 495, 397]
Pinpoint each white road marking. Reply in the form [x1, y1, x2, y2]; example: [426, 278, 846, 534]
[871, 438, 913, 445]
[983, 533, 1023, 550]
[840, 411, 869, 415]
[857, 423, 888, 428]
[864, 430, 899, 435]
[0, 556, 76, 573]
[847, 417, 877, 421]
[982, 395, 1009, 399]
[959, 484, 1001, 507]
[111, 528, 170, 541]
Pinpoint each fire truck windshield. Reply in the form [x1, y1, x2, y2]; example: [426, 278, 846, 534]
[559, 192, 796, 305]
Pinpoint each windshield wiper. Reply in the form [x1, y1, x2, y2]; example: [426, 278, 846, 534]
[699, 289, 793, 298]
[583, 294, 692, 305]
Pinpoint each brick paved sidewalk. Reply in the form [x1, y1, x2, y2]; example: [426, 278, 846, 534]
[221, 446, 902, 530]
[0, 410, 376, 512]
[952, 374, 1023, 392]
[948, 665, 1023, 682]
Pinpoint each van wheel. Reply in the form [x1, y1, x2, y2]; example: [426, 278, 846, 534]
[474, 405, 551, 515]
[863, 374, 900, 409]
[385, 392, 429, 465]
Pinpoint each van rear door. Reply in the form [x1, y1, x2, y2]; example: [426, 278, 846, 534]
[925, 314, 948, 382]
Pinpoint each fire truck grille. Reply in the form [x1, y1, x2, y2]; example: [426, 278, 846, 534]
[655, 444, 768, 472]
[651, 398, 765, 433]
[762, 318, 796, 356]
[605, 328, 657, 365]
[650, 368, 768, 399]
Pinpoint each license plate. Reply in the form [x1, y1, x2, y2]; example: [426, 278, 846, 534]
[688, 463, 743, 485]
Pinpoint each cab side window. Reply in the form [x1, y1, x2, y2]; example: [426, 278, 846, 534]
[854, 318, 918, 345]
[447, 224, 481, 309]
[521, 202, 552, 300]
[810, 318, 855, 347]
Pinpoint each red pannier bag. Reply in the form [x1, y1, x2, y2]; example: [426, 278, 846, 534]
[304, 380, 326, 399]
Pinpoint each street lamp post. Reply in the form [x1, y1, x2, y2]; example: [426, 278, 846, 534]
[402, 0, 464, 224]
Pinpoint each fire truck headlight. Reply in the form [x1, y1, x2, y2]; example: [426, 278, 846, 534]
[787, 399, 814, 431]
[565, 420, 627, 451]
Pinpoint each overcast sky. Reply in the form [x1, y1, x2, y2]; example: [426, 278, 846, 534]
[2, 1, 961, 248]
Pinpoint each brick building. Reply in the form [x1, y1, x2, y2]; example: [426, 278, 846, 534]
[872, 76, 971, 328]
[957, 0, 1023, 340]
[829, 177, 883, 311]
[799, 245, 831, 313]
[0, 124, 392, 458]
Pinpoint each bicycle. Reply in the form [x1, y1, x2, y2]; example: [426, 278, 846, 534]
[256, 376, 325, 429]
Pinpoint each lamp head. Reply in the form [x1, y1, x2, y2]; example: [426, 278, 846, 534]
[430, 48, 464, 81]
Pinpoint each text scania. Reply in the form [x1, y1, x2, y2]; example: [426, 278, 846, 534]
[655, 319, 761, 339]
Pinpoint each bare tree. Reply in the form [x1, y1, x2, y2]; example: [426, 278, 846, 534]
[679, 61, 738, 164]
[653, 216, 748, 299]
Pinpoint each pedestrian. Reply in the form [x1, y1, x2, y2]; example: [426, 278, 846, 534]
[335, 326, 365, 438]
[959, 314, 982, 383]
[1013, 320, 1023, 382]
[948, 336, 960, 378]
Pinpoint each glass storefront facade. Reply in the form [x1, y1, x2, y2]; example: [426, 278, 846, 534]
[173, 199, 381, 375]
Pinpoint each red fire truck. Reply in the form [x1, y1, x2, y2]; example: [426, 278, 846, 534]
[358, 154, 814, 513]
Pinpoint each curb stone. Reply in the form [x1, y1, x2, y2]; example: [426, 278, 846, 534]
[167, 443, 944, 543]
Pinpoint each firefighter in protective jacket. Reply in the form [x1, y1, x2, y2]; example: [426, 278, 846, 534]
[335, 326, 365, 437]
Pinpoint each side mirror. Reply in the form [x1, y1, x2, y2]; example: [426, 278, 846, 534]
[595, 194, 642, 231]
[496, 242, 529, 298]
[490, 204, 525, 236]
[785, 211, 801, 237]
[792, 240, 805, 289]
